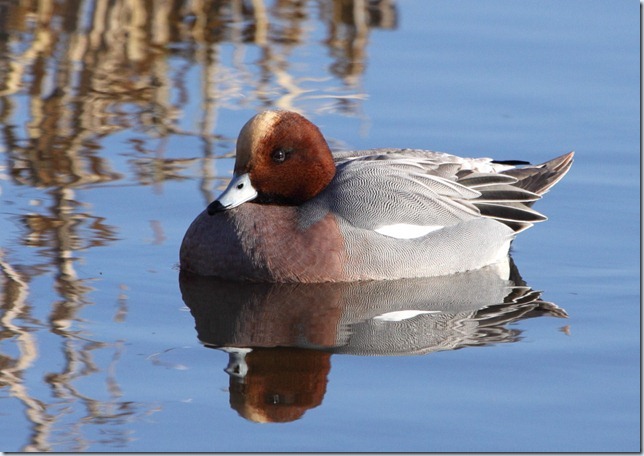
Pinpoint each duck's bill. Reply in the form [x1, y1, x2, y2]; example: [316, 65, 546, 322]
[207, 173, 258, 215]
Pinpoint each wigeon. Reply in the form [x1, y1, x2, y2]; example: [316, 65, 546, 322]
[180, 110, 573, 282]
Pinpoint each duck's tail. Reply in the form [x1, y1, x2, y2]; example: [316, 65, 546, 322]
[500, 151, 575, 198]
[458, 151, 574, 233]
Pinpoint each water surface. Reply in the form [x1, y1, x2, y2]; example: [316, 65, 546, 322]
[0, 0, 639, 452]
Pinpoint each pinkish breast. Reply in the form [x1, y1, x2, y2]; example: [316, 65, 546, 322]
[180, 203, 347, 282]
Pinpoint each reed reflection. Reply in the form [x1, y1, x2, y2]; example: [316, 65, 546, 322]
[179, 257, 567, 423]
[0, 0, 398, 450]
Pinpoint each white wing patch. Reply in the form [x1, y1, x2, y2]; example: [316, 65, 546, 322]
[373, 310, 440, 322]
[374, 223, 443, 239]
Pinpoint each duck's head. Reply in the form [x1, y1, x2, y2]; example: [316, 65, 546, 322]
[207, 110, 336, 215]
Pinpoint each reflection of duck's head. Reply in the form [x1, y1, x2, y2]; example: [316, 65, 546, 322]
[225, 347, 330, 423]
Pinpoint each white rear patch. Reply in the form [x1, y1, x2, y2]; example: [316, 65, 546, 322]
[374, 223, 443, 239]
[373, 310, 440, 322]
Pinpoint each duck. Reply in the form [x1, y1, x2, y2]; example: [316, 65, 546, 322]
[180, 110, 573, 282]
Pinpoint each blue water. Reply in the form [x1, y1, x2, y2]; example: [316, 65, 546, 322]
[0, 0, 639, 452]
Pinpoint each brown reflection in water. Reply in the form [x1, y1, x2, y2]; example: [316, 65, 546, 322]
[1, 0, 397, 197]
[323, 0, 397, 86]
[228, 347, 330, 423]
[0, 252, 50, 451]
[0, 0, 397, 449]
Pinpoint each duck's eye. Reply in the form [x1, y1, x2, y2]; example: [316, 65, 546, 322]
[271, 148, 291, 163]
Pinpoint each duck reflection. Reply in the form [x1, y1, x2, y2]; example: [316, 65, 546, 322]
[179, 257, 566, 422]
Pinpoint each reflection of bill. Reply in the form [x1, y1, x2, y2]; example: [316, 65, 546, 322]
[180, 257, 567, 422]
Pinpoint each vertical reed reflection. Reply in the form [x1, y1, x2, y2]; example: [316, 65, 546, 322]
[0, 0, 397, 450]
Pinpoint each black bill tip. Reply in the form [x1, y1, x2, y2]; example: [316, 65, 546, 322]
[207, 200, 226, 215]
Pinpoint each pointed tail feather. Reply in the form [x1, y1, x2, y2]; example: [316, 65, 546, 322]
[462, 151, 574, 232]
[501, 151, 574, 197]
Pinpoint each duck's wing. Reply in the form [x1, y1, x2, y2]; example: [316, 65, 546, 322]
[327, 153, 481, 232]
[327, 149, 573, 234]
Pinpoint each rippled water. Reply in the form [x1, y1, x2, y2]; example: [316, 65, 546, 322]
[0, 0, 639, 452]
